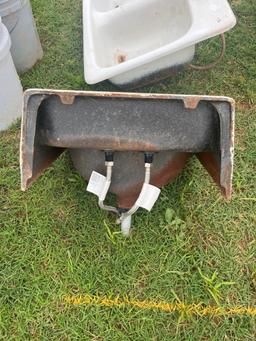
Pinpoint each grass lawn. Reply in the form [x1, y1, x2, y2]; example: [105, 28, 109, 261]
[0, 0, 256, 339]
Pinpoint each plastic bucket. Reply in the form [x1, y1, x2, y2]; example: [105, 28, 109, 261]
[0, 17, 23, 131]
[0, 0, 43, 73]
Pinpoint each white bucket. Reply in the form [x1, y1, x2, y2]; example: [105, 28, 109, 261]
[0, 17, 23, 131]
[0, 0, 43, 73]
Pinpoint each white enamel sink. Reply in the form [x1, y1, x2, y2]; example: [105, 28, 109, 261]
[83, 0, 236, 87]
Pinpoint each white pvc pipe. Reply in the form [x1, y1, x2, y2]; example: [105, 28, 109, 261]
[121, 215, 132, 237]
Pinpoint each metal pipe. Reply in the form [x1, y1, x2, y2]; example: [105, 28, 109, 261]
[98, 161, 119, 214]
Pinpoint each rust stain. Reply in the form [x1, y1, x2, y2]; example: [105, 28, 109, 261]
[222, 163, 233, 201]
[183, 97, 201, 109]
[196, 152, 232, 201]
[44, 135, 159, 152]
[117, 54, 127, 64]
[21, 148, 65, 191]
[117, 153, 189, 208]
[58, 94, 75, 105]
[197, 152, 220, 183]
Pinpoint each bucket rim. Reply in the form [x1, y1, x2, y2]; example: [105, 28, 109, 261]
[0, 18, 11, 62]
[0, 0, 27, 17]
